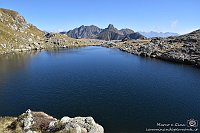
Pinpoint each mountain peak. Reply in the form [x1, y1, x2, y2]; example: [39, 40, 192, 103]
[107, 24, 115, 29]
[80, 25, 85, 28]
[66, 25, 102, 39]
[66, 24, 145, 40]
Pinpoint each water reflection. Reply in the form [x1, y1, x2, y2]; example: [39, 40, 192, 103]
[45, 48, 82, 56]
[0, 51, 38, 84]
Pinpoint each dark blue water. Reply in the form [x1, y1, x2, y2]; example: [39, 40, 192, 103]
[0, 46, 200, 133]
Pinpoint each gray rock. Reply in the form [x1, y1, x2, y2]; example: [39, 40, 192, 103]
[60, 116, 71, 123]
[22, 109, 34, 131]
[64, 123, 82, 133]
[28, 38, 33, 42]
[9, 109, 104, 133]
[61, 116, 104, 133]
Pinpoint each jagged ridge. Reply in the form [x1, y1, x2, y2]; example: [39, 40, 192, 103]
[64, 24, 145, 41]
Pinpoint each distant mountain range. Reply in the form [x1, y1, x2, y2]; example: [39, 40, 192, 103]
[61, 24, 145, 41]
[61, 25, 179, 40]
[139, 31, 179, 38]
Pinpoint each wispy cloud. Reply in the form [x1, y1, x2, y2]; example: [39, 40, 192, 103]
[170, 20, 179, 29]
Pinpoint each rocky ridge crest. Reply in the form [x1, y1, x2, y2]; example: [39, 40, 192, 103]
[64, 24, 145, 41]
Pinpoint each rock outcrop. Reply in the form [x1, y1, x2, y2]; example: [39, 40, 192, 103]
[0, 109, 104, 133]
[102, 29, 200, 67]
[63, 24, 145, 41]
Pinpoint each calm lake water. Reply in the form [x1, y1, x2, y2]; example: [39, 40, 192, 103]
[0, 46, 200, 133]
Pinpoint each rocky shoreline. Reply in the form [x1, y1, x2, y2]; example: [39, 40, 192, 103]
[102, 29, 200, 68]
[0, 32, 104, 56]
[0, 109, 104, 133]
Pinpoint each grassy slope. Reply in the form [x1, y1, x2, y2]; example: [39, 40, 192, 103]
[0, 8, 102, 55]
[0, 8, 44, 54]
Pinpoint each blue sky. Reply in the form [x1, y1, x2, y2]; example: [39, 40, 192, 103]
[0, 0, 199, 34]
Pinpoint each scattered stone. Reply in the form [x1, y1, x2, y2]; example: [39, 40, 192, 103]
[28, 38, 33, 42]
